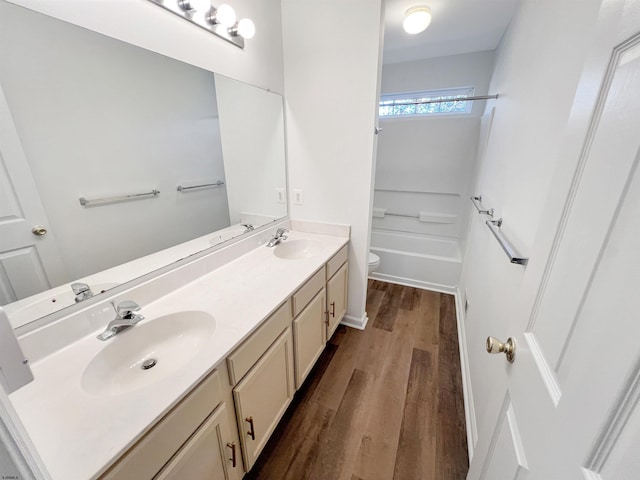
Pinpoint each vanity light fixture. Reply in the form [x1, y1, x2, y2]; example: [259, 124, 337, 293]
[148, 0, 255, 49]
[208, 4, 237, 27]
[403, 6, 432, 34]
[230, 18, 256, 40]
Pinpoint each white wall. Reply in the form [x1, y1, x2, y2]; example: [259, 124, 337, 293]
[282, 0, 384, 327]
[215, 74, 287, 225]
[0, 1, 230, 280]
[373, 52, 495, 244]
[6, 0, 284, 94]
[458, 0, 605, 458]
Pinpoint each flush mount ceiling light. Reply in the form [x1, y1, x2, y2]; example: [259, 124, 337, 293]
[403, 6, 432, 34]
[149, 0, 255, 49]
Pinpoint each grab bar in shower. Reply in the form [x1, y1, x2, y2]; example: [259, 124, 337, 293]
[79, 189, 160, 207]
[176, 180, 225, 192]
[486, 219, 529, 266]
[471, 196, 494, 217]
[386, 212, 419, 219]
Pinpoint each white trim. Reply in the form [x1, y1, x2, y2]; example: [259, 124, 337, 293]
[455, 287, 477, 461]
[368, 272, 456, 295]
[0, 384, 50, 479]
[340, 313, 368, 330]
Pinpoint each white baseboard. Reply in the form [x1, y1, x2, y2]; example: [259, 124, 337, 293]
[454, 287, 477, 461]
[341, 313, 368, 330]
[369, 272, 456, 295]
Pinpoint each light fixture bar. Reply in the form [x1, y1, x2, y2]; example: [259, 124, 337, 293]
[147, 0, 245, 49]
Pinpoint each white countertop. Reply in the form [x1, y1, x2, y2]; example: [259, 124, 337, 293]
[9, 229, 348, 480]
[4, 222, 254, 329]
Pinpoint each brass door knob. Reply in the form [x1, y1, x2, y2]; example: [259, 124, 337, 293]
[486, 336, 516, 363]
[32, 225, 47, 236]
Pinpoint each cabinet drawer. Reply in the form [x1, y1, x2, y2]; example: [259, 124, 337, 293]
[326, 244, 349, 280]
[227, 299, 292, 385]
[100, 370, 222, 480]
[292, 268, 325, 317]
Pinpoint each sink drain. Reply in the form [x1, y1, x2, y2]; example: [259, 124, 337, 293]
[141, 359, 157, 370]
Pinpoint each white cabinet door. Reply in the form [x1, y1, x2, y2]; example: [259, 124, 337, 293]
[155, 402, 241, 480]
[326, 261, 348, 339]
[233, 328, 295, 470]
[468, 6, 640, 479]
[293, 288, 326, 388]
[0, 84, 66, 304]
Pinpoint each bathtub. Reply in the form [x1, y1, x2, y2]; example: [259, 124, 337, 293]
[369, 230, 461, 292]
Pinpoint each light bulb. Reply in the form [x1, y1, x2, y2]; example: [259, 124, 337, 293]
[403, 6, 432, 34]
[213, 4, 236, 27]
[237, 18, 255, 39]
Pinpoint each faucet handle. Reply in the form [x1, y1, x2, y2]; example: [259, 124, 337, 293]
[71, 282, 90, 295]
[116, 301, 141, 319]
[276, 228, 289, 236]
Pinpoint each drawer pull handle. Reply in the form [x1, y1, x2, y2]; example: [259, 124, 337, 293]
[227, 442, 237, 468]
[330, 301, 336, 317]
[246, 416, 255, 440]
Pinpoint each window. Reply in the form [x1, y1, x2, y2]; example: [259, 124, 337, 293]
[379, 87, 475, 118]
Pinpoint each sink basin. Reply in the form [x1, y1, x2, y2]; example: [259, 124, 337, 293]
[81, 311, 215, 396]
[274, 239, 323, 259]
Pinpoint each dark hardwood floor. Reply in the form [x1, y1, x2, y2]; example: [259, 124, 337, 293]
[245, 280, 468, 480]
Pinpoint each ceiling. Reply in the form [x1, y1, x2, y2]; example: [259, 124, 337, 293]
[383, 0, 520, 64]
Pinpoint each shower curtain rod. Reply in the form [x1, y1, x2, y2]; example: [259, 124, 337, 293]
[396, 94, 499, 106]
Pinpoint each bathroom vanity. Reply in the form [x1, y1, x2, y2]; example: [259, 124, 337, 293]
[9, 225, 350, 480]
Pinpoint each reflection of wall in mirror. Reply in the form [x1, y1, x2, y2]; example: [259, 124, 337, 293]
[216, 74, 288, 226]
[0, 1, 230, 283]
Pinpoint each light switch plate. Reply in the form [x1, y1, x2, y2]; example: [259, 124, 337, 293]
[293, 189, 304, 205]
[276, 188, 286, 204]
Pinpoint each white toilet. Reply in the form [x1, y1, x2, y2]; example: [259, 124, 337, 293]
[368, 252, 380, 275]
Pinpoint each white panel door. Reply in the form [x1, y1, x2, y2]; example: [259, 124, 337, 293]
[469, 3, 640, 478]
[0, 84, 66, 304]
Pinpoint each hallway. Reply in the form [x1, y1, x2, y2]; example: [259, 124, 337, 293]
[246, 281, 468, 479]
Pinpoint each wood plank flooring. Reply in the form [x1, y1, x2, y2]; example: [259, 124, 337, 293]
[245, 280, 468, 480]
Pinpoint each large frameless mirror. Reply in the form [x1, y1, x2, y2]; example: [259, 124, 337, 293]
[0, 0, 287, 328]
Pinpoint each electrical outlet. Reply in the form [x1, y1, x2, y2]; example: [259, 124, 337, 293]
[275, 188, 286, 204]
[293, 189, 304, 205]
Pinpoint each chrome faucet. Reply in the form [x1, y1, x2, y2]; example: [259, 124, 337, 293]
[241, 223, 255, 233]
[97, 301, 144, 341]
[71, 282, 93, 303]
[266, 228, 288, 247]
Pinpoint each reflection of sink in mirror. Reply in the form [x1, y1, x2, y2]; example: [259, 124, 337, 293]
[274, 239, 324, 260]
[209, 225, 248, 245]
[81, 311, 215, 396]
[9, 283, 118, 326]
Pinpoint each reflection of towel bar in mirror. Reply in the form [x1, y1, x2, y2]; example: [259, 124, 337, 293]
[177, 181, 225, 192]
[79, 189, 160, 207]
